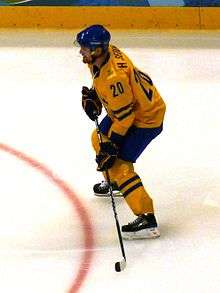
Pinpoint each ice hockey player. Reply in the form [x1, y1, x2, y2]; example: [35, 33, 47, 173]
[75, 24, 166, 240]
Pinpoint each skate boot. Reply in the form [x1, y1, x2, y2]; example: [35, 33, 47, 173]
[93, 181, 123, 197]
[122, 214, 160, 240]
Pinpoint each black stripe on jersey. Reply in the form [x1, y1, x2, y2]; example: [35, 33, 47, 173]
[117, 109, 133, 121]
[119, 175, 140, 190]
[101, 97, 108, 105]
[112, 103, 133, 115]
[117, 62, 128, 69]
[123, 182, 143, 198]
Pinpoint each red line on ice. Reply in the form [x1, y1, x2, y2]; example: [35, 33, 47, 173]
[0, 143, 94, 293]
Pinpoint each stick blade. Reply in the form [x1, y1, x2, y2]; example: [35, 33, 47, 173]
[115, 259, 126, 272]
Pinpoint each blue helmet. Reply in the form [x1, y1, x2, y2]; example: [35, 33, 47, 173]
[76, 24, 111, 51]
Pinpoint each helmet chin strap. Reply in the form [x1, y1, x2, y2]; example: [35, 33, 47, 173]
[91, 49, 102, 64]
[90, 47, 106, 64]
[91, 51, 97, 63]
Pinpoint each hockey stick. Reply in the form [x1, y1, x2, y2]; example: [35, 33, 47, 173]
[95, 118, 127, 272]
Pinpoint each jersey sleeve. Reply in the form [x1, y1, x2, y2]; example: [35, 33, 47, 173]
[107, 75, 135, 146]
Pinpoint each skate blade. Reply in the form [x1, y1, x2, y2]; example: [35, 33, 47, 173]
[94, 190, 123, 197]
[122, 227, 160, 240]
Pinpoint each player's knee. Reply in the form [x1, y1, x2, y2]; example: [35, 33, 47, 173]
[108, 160, 134, 182]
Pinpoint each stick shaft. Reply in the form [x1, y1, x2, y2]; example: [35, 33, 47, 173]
[95, 118, 126, 261]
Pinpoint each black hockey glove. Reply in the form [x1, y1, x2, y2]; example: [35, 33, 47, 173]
[96, 142, 118, 171]
[82, 86, 102, 121]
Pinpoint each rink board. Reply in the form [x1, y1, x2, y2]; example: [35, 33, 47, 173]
[0, 7, 220, 29]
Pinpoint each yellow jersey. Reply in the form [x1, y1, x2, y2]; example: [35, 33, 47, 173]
[90, 45, 166, 139]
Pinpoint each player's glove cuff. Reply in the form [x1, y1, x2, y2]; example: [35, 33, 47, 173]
[96, 142, 118, 171]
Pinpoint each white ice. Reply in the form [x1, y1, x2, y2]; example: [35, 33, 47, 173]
[0, 29, 219, 293]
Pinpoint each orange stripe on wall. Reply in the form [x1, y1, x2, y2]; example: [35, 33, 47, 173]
[0, 7, 219, 29]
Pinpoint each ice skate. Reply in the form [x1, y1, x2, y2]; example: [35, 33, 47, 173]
[122, 214, 160, 240]
[93, 181, 123, 197]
